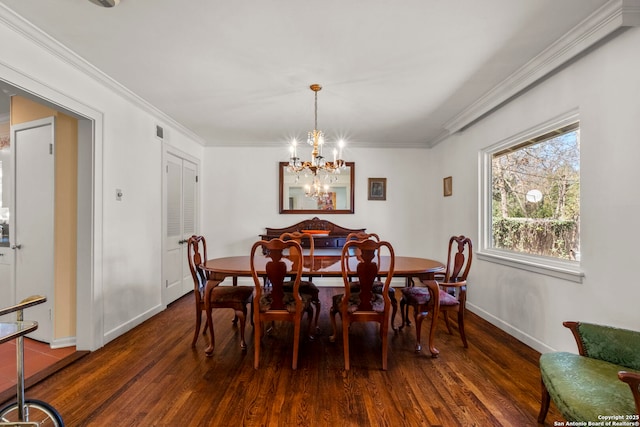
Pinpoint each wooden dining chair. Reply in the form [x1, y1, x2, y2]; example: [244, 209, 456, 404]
[400, 235, 472, 351]
[187, 235, 253, 352]
[343, 232, 398, 330]
[251, 238, 314, 370]
[329, 238, 395, 370]
[279, 231, 321, 333]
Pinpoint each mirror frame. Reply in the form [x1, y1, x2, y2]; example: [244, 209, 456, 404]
[279, 161, 355, 214]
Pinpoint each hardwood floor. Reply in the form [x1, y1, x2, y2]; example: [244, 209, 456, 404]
[3, 288, 565, 426]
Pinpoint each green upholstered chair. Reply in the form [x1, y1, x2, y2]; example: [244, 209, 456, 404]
[538, 321, 640, 423]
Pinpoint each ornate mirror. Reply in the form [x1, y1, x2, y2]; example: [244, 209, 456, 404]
[279, 162, 354, 214]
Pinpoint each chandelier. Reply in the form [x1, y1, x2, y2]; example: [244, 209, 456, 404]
[288, 84, 346, 199]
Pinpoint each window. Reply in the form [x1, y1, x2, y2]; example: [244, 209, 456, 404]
[479, 111, 583, 282]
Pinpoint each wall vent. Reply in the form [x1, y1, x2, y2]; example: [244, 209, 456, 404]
[155, 125, 164, 140]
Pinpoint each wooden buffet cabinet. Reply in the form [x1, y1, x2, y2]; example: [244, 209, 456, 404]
[260, 217, 365, 250]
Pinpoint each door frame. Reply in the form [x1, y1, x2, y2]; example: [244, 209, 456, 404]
[0, 64, 103, 352]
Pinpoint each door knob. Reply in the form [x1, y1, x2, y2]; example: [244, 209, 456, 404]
[178, 239, 187, 245]
[11, 244, 22, 250]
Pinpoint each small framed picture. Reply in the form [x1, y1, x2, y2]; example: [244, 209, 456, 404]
[368, 178, 387, 200]
[443, 176, 452, 197]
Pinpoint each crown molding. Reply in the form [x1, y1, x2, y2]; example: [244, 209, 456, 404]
[440, 0, 640, 139]
[0, 4, 207, 146]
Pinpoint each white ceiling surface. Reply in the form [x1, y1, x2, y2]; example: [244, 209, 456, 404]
[0, 0, 610, 148]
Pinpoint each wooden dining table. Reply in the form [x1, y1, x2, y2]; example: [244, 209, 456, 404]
[201, 254, 445, 356]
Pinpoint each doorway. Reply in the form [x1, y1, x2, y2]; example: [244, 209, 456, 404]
[0, 81, 95, 351]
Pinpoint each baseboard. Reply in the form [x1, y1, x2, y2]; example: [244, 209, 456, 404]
[50, 336, 76, 349]
[466, 303, 555, 354]
[103, 303, 164, 344]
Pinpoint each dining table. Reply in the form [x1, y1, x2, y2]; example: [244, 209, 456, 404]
[201, 254, 445, 356]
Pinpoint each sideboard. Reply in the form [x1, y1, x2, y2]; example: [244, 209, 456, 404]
[260, 217, 365, 250]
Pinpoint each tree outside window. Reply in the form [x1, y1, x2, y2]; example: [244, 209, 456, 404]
[490, 122, 580, 261]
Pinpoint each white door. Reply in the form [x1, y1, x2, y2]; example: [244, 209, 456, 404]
[11, 117, 55, 342]
[163, 150, 198, 305]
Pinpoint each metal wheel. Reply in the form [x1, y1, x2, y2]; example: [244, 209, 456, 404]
[0, 399, 64, 426]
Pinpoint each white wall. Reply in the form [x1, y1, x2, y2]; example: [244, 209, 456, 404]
[430, 26, 640, 353]
[201, 146, 433, 258]
[0, 17, 203, 349]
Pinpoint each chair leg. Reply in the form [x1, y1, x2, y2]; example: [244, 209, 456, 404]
[427, 305, 440, 358]
[538, 379, 551, 423]
[381, 318, 389, 370]
[312, 298, 321, 333]
[235, 308, 247, 350]
[192, 309, 202, 347]
[292, 317, 301, 370]
[413, 309, 424, 353]
[306, 306, 315, 340]
[329, 305, 339, 342]
[204, 313, 216, 356]
[254, 317, 261, 369]
[390, 294, 398, 331]
[443, 311, 453, 334]
[399, 297, 411, 329]
[343, 317, 351, 370]
[458, 308, 468, 348]
[249, 299, 254, 327]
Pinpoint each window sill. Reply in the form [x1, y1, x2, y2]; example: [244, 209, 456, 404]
[477, 249, 584, 283]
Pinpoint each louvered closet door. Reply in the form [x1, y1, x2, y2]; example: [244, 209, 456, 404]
[163, 151, 198, 305]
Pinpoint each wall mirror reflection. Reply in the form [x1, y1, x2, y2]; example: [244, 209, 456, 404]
[279, 161, 354, 214]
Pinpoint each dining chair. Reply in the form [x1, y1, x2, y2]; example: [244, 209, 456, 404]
[342, 232, 398, 330]
[400, 235, 472, 351]
[279, 231, 321, 333]
[187, 235, 253, 352]
[329, 238, 395, 370]
[251, 238, 314, 370]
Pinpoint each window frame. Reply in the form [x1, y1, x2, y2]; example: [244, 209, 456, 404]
[478, 109, 584, 283]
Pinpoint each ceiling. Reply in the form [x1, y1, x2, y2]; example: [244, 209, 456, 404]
[0, 0, 610, 148]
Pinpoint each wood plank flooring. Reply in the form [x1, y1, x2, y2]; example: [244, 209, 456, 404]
[2, 288, 565, 426]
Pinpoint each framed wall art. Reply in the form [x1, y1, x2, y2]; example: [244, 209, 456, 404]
[368, 178, 387, 201]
